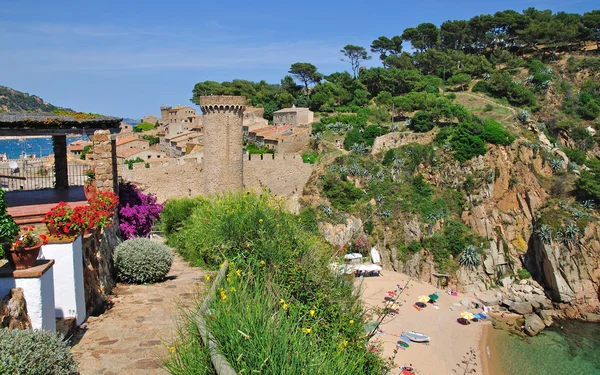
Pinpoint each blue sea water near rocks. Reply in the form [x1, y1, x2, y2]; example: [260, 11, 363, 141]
[0, 136, 87, 159]
[489, 320, 600, 375]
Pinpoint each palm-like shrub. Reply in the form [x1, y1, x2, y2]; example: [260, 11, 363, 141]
[0, 328, 78, 375]
[114, 238, 173, 284]
[459, 245, 481, 268]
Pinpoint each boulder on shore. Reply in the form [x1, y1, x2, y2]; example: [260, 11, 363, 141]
[511, 302, 533, 315]
[524, 314, 545, 336]
[475, 290, 502, 306]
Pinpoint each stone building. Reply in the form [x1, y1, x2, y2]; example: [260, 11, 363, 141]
[159, 105, 202, 125]
[68, 140, 92, 158]
[116, 137, 149, 151]
[273, 105, 313, 126]
[242, 107, 269, 141]
[199, 96, 245, 194]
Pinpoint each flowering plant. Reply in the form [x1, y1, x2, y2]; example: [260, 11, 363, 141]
[118, 182, 163, 240]
[43, 202, 79, 235]
[12, 226, 48, 252]
[73, 191, 119, 230]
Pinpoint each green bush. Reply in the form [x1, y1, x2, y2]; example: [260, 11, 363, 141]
[161, 197, 206, 236]
[114, 238, 173, 284]
[410, 111, 435, 132]
[0, 187, 19, 257]
[564, 148, 587, 165]
[481, 119, 515, 145]
[323, 177, 364, 210]
[0, 328, 78, 375]
[518, 268, 532, 280]
[471, 81, 489, 93]
[133, 122, 155, 132]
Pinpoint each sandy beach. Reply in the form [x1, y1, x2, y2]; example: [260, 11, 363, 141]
[357, 270, 493, 375]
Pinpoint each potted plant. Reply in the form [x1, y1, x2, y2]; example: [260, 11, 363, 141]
[6, 226, 49, 270]
[42, 202, 79, 236]
[74, 191, 118, 238]
[83, 169, 97, 201]
[0, 188, 20, 257]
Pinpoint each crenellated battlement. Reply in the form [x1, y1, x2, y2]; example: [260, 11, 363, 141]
[199, 96, 246, 114]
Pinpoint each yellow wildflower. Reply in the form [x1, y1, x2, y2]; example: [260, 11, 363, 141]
[226, 276, 231, 282]
[220, 291, 227, 301]
[169, 346, 176, 353]
[276, 224, 280, 227]
[349, 320, 354, 325]
[259, 218, 263, 223]
[298, 217, 302, 222]
[301, 327, 311, 334]
[309, 310, 315, 317]
[236, 269, 242, 277]
[283, 303, 289, 310]
[279, 299, 285, 304]
[343, 340, 348, 347]
[260, 260, 266, 265]
[204, 274, 211, 281]
[230, 287, 236, 292]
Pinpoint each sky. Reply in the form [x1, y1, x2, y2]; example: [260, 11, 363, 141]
[1, 0, 597, 119]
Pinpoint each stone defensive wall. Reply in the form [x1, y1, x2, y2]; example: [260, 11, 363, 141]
[371, 131, 435, 154]
[242, 153, 314, 198]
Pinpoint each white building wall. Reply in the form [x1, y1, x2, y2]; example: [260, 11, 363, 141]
[0, 266, 56, 331]
[38, 237, 86, 325]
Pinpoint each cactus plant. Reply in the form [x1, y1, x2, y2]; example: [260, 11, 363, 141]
[459, 245, 481, 268]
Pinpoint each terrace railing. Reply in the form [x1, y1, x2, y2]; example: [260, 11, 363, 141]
[0, 164, 91, 191]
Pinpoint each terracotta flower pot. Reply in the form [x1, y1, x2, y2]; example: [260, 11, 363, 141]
[46, 223, 62, 236]
[84, 180, 98, 201]
[6, 242, 43, 270]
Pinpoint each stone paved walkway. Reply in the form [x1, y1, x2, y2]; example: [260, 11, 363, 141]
[71, 249, 206, 375]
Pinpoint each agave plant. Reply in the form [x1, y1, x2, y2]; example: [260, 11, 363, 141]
[483, 73, 491, 81]
[568, 162, 579, 173]
[318, 204, 333, 217]
[350, 143, 369, 155]
[349, 163, 361, 176]
[459, 245, 481, 268]
[376, 171, 385, 181]
[534, 224, 553, 244]
[549, 159, 563, 172]
[378, 209, 392, 219]
[564, 223, 580, 242]
[581, 200, 595, 210]
[517, 110, 530, 124]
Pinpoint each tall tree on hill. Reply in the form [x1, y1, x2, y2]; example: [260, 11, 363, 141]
[440, 20, 469, 50]
[370, 36, 403, 66]
[583, 10, 600, 49]
[402, 23, 440, 52]
[288, 63, 323, 96]
[340, 45, 371, 78]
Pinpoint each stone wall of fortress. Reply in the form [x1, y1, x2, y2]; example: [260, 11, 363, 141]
[119, 153, 314, 205]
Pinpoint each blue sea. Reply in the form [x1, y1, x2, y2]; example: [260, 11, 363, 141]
[488, 320, 600, 375]
[0, 136, 88, 159]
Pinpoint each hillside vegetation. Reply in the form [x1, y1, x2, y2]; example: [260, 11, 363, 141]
[188, 7, 600, 312]
[0, 85, 71, 112]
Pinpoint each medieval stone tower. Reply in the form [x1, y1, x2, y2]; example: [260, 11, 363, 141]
[199, 96, 246, 194]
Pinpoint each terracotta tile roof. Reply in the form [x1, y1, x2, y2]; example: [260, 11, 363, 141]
[116, 136, 140, 146]
[68, 140, 91, 151]
[117, 148, 143, 159]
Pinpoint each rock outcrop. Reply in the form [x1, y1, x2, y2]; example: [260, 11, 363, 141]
[0, 288, 32, 329]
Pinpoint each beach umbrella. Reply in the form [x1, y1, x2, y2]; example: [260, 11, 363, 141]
[428, 293, 439, 301]
[460, 311, 475, 320]
[417, 295, 429, 303]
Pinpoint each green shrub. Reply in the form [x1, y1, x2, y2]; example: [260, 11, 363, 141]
[133, 122, 155, 132]
[564, 148, 587, 165]
[518, 268, 532, 279]
[471, 81, 489, 93]
[301, 152, 318, 164]
[484, 103, 494, 112]
[410, 111, 435, 132]
[0, 187, 19, 257]
[481, 119, 515, 145]
[161, 197, 206, 236]
[114, 238, 173, 283]
[0, 328, 78, 375]
[322, 177, 364, 210]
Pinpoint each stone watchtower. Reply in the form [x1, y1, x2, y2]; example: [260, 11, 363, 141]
[199, 96, 246, 194]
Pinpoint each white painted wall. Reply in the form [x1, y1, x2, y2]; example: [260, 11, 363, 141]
[0, 267, 56, 331]
[38, 236, 86, 325]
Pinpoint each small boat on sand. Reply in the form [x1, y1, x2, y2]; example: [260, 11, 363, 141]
[402, 331, 430, 342]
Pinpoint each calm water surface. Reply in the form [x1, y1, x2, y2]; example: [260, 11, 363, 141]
[489, 320, 600, 375]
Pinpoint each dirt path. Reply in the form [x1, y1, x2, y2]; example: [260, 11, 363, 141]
[459, 91, 517, 122]
[71, 247, 206, 375]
